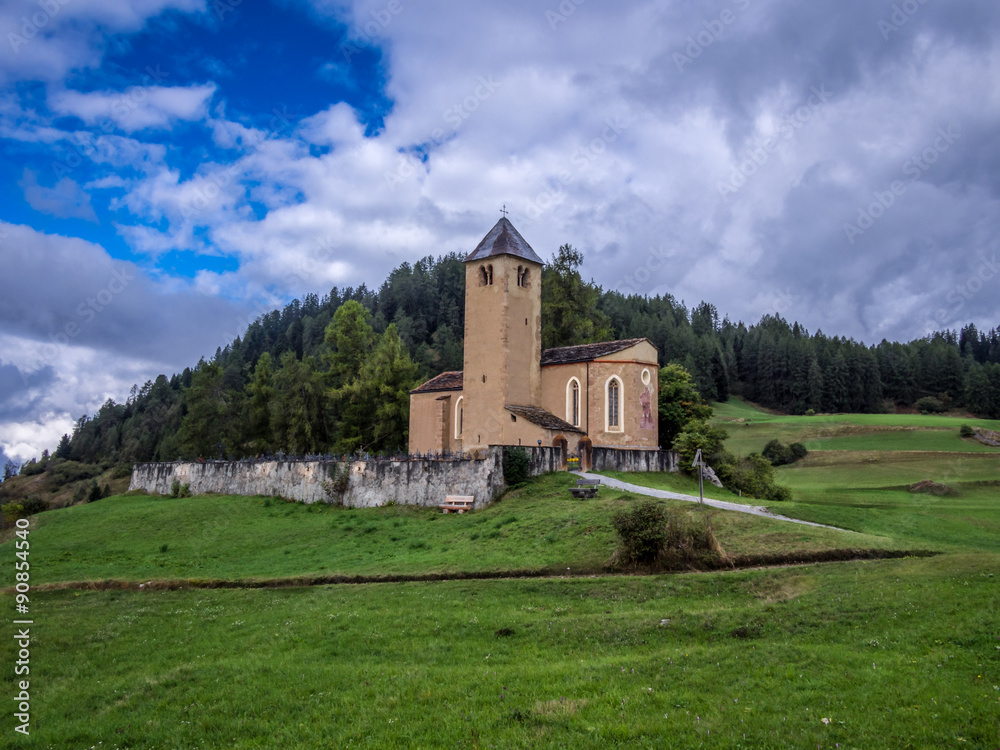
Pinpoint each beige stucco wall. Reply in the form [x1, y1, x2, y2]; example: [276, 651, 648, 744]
[408, 390, 460, 454]
[461, 254, 543, 450]
[588, 355, 659, 448]
[540, 341, 659, 449]
[540, 362, 590, 432]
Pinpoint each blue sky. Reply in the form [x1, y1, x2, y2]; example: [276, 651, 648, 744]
[1, 0, 999, 462]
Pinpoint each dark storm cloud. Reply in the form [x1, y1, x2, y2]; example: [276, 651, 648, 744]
[0, 222, 257, 372]
[0, 363, 56, 422]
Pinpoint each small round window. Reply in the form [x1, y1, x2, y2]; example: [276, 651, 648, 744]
[641, 368, 651, 386]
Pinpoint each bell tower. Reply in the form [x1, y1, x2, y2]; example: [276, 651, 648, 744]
[461, 217, 544, 450]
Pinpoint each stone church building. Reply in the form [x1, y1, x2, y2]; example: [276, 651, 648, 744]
[408, 218, 660, 460]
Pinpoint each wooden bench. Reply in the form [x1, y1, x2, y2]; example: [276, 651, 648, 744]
[439, 495, 475, 514]
[569, 477, 600, 499]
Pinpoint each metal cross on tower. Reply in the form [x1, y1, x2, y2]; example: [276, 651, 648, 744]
[500, 204, 508, 218]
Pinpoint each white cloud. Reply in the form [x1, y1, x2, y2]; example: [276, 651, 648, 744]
[49, 83, 217, 133]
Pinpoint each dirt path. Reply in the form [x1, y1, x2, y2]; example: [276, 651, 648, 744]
[581, 472, 848, 530]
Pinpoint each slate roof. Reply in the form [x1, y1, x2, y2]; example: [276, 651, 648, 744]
[540, 338, 652, 366]
[411, 371, 463, 393]
[504, 404, 585, 434]
[464, 217, 544, 265]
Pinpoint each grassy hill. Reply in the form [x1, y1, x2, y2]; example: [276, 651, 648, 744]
[2, 403, 999, 748]
[18, 474, 891, 586]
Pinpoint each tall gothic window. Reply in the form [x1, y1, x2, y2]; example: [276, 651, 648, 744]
[607, 378, 620, 429]
[455, 397, 464, 438]
[571, 380, 580, 426]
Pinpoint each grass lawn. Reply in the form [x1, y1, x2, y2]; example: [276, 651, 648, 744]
[3, 401, 1000, 746]
[19, 473, 888, 586]
[3, 555, 997, 748]
[712, 398, 1000, 456]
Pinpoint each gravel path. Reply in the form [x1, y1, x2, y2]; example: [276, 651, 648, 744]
[581, 472, 850, 531]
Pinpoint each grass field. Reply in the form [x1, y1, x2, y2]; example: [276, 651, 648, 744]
[2, 555, 996, 748]
[2, 399, 999, 747]
[711, 398, 1000, 457]
[18, 473, 888, 586]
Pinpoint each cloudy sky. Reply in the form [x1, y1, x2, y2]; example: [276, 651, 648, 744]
[1, 0, 999, 463]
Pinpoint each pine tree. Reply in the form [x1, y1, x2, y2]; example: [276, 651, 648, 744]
[541, 244, 613, 348]
[55, 434, 72, 460]
[325, 300, 375, 389]
[245, 352, 275, 454]
[334, 324, 419, 453]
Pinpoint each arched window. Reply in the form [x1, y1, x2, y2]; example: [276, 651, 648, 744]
[606, 377, 622, 431]
[486, 264, 494, 285]
[479, 266, 488, 286]
[455, 396, 464, 439]
[516, 265, 530, 287]
[566, 377, 581, 427]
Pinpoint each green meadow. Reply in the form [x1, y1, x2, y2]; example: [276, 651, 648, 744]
[2, 398, 999, 748]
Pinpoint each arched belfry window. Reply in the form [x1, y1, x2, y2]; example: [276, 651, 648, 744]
[479, 264, 494, 286]
[606, 377, 622, 431]
[566, 378, 581, 427]
[486, 264, 494, 285]
[517, 265, 530, 287]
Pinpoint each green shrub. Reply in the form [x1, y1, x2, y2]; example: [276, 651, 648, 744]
[321, 463, 350, 503]
[20, 497, 48, 516]
[20, 459, 45, 477]
[959, 425, 975, 438]
[170, 479, 181, 498]
[611, 500, 725, 568]
[112, 463, 133, 479]
[717, 454, 793, 501]
[87, 480, 103, 503]
[502, 446, 530, 486]
[916, 396, 946, 414]
[49, 461, 103, 486]
[762, 439, 809, 467]
[1, 502, 25, 522]
[804, 408, 816, 417]
[611, 500, 667, 565]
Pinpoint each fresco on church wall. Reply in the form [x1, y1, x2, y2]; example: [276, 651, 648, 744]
[640, 386, 654, 429]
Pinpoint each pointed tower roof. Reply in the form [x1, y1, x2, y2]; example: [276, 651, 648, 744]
[464, 217, 544, 265]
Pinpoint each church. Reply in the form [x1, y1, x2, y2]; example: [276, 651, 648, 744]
[408, 217, 660, 461]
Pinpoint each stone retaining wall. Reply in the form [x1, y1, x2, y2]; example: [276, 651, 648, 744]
[129, 445, 678, 508]
[129, 446, 566, 509]
[590, 447, 678, 473]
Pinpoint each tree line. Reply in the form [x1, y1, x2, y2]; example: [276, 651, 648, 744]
[27, 246, 1000, 470]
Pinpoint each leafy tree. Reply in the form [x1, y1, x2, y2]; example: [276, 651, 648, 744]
[673, 420, 729, 470]
[658, 364, 713, 449]
[541, 244, 613, 349]
[716, 454, 791, 501]
[2, 459, 18, 482]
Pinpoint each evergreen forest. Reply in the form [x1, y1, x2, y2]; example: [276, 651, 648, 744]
[25, 246, 1000, 469]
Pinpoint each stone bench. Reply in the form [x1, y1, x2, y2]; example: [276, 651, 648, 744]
[439, 495, 475, 513]
[569, 477, 600, 499]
